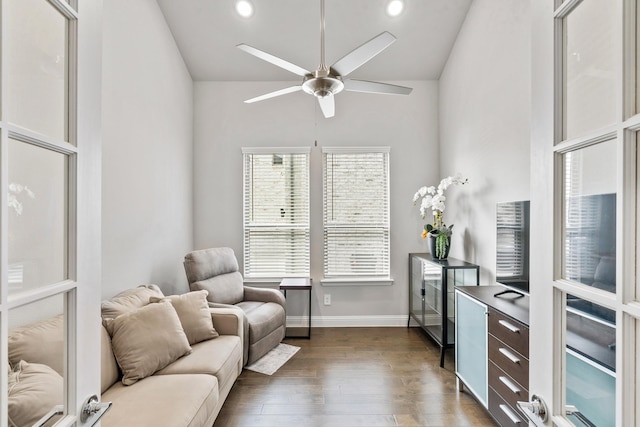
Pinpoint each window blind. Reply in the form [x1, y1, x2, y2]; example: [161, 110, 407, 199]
[242, 148, 310, 278]
[323, 147, 390, 278]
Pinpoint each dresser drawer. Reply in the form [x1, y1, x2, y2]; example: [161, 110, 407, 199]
[488, 334, 529, 390]
[489, 387, 526, 427]
[489, 360, 528, 412]
[488, 307, 529, 357]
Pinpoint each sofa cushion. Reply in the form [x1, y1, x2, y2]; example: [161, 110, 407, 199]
[8, 360, 62, 427]
[101, 284, 164, 319]
[156, 335, 242, 393]
[101, 374, 219, 427]
[150, 290, 219, 345]
[191, 272, 244, 305]
[184, 247, 239, 282]
[8, 314, 64, 376]
[237, 300, 286, 342]
[101, 325, 119, 394]
[104, 302, 191, 385]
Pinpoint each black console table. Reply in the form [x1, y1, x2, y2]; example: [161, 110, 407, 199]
[408, 253, 479, 367]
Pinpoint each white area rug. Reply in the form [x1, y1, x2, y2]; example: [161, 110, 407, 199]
[245, 343, 300, 375]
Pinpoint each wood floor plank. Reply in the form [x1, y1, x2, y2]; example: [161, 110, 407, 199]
[214, 327, 497, 427]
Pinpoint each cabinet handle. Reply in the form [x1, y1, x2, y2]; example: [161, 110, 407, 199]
[499, 404, 522, 424]
[499, 376, 521, 394]
[499, 347, 521, 364]
[499, 319, 520, 333]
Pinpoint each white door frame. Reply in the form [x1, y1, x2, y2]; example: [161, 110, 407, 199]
[0, 0, 103, 425]
[530, 0, 637, 425]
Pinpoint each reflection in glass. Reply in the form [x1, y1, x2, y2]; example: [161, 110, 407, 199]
[8, 139, 68, 294]
[565, 294, 615, 427]
[564, 0, 615, 140]
[6, 0, 69, 141]
[8, 295, 65, 425]
[496, 200, 530, 293]
[563, 141, 616, 294]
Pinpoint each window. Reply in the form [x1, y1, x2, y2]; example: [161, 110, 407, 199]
[323, 147, 390, 279]
[242, 148, 310, 278]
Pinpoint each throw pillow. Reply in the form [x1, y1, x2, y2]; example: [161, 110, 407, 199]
[8, 314, 64, 376]
[104, 302, 191, 385]
[149, 290, 219, 345]
[8, 360, 63, 427]
[101, 284, 165, 319]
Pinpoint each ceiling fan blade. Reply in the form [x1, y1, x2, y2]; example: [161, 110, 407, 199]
[317, 95, 335, 118]
[330, 31, 397, 77]
[344, 79, 413, 95]
[244, 86, 303, 103]
[237, 44, 310, 77]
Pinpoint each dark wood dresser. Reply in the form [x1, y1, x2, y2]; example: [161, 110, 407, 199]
[455, 286, 530, 427]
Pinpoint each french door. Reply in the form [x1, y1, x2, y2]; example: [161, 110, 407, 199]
[0, 1, 102, 426]
[530, 0, 638, 426]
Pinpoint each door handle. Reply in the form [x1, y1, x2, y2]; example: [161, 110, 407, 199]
[32, 405, 63, 427]
[81, 394, 112, 425]
[517, 394, 548, 425]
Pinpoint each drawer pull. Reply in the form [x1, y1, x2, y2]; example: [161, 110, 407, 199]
[499, 404, 522, 424]
[499, 376, 521, 394]
[499, 319, 520, 333]
[499, 347, 521, 364]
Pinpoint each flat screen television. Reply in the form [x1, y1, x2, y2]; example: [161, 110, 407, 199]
[496, 200, 530, 294]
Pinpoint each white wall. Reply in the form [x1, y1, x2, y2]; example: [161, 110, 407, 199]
[101, 0, 194, 298]
[193, 81, 439, 324]
[439, 0, 531, 284]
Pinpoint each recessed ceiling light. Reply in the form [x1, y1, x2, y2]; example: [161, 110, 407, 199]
[386, 0, 404, 17]
[236, 0, 254, 18]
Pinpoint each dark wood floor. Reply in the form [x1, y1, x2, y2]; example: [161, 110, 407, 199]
[213, 327, 497, 427]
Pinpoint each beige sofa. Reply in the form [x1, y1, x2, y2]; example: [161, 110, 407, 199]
[7, 285, 243, 427]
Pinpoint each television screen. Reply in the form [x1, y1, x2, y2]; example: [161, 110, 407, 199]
[496, 200, 530, 293]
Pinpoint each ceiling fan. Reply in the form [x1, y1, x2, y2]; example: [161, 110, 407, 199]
[236, 0, 413, 118]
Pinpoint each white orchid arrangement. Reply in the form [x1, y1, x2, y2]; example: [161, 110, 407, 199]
[8, 183, 35, 215]
[413, 174, 468, 258]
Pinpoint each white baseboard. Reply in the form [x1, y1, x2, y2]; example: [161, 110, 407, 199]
[286, 315, 412, 328]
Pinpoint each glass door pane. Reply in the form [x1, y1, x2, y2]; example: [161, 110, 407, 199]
[8, 139, 68, 295]
[565, 294, 616, 427]
[8, 294, 67, 425]
[562, 140, 616, 293]
[563, 0, 616, 140]
[6, 0, 69, 141]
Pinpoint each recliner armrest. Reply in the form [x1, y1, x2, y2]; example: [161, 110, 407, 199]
[209, 306, 245, 340]
[243, 286, 286, 307]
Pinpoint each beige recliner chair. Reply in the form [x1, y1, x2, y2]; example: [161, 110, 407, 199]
[183, 247, 286, 365]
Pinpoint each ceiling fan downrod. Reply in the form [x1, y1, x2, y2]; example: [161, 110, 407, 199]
[303, 0, 344, 98]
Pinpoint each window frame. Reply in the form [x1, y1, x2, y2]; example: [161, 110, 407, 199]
[321, 146, 391, 284]
[241, 147, 310, 280]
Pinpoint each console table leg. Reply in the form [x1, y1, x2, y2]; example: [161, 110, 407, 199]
[439, 347, 445, 368]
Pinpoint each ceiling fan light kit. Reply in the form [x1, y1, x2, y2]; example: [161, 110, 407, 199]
[237, 0, 412, 118]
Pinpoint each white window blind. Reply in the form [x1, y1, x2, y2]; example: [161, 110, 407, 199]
[323, 147, 390, 278]
[242, 148, 310, 278]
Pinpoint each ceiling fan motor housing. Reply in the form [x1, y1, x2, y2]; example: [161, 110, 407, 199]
[302, 69, 344, 98]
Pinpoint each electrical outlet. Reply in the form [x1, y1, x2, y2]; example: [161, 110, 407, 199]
[324, 294, 331, 305]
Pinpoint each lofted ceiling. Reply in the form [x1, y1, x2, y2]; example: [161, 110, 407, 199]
[156, 0, 473, 82]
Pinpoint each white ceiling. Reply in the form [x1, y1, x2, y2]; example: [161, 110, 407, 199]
[156, 0, 473, 82]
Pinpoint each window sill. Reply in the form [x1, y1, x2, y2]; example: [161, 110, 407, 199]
[244, 277, 311, 287]
[321, 277, 394, 286]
